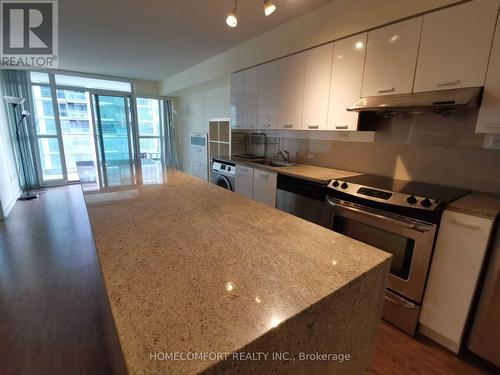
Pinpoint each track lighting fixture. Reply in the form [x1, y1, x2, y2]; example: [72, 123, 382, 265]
[263, 0, 276, 16]
[225, 0, 277, 28]
[226, 1, 238, 28]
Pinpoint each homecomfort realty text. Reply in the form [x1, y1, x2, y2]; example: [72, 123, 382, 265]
[149, 351, 352, 363]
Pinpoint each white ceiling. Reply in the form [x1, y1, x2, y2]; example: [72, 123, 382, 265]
[59, 0, 335, 81]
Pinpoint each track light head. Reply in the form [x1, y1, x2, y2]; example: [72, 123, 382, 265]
[264, 0, 276, 16]
[226, 1, 238, 28]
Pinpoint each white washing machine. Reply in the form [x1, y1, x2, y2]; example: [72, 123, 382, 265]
[210, 158, 236, 191]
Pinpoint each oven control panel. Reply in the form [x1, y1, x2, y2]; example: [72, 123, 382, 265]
[327, 179, 440, 211]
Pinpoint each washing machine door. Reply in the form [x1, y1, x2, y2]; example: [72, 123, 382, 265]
[214, 174, 233, 191]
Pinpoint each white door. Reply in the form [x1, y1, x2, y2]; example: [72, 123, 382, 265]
[277, 52, 307, 130]
[362, 17, 422, 97]
[235, 164, 254, 199]
[252, 169, 277, 207]
[257, 60, 279, 130]
[476, 8, 500, 133]
[243, 67, 258, 129]
[301, 43, 333, 130]
[414, 0, 499, 92]
[327, 33, 367, 131]
[230, 72, 244, 129]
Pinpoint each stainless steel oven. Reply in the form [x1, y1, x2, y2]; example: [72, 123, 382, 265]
[325, 197, 436, 334]
[324, 174, 468, 335]
[326, 198, 436, 299]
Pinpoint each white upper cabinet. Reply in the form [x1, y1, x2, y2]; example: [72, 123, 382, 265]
[257, 60, 279, 130]
[301, 43, 333, 130]
[362, 17, 422, 97]
[414, 0, 499, 93]
[477, 9, 500, 133]
[242, 67, 258, 129]
[230, 71, 244, 129]
[327, 33, 367, 131]
[277, 52, 306, 130]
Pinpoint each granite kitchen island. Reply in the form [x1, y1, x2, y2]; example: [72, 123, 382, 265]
[83, 169, 391, 374]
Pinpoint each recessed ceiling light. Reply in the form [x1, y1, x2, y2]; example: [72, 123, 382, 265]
[264, 0, 277, 16]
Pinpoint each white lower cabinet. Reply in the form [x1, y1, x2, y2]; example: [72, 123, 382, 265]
[252, 169, 277, 207]
[235, 165, 277, 207]
[235, 164, 254, 199]
[191, 162, 207, 180]
[419, 210, 494, 353]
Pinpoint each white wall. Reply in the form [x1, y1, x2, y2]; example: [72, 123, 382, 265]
[134, 79, 160, 97]
[161, 0, 461, 95]
[173, 86, 229, 172]
[0, 77, 21, 219]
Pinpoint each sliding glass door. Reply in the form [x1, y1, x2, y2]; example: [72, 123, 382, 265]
[56, 89, 98, 183]
[29, 72, 170, 188]
[95, 95, 134, 187]
[135, 98, 164, 184]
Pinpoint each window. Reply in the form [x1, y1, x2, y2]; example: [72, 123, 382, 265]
[54, 74, 132, 92]
[29, 71, 169, 187]
[136, 98, 163, 184]
[56, 89, 98, 182]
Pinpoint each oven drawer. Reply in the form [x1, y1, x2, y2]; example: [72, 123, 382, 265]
[383, 290, 421, 335]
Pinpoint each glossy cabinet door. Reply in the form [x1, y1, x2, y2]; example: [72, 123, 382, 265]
[414, 0, 499, 92]
[419, 210, 494, 353]
[277, 52, 307, 130]
[242, 67, 258, 129]
[257, 60, 279, 130]
[230, 71, 244, 129]
[327, 33, 367, 131]
[301, 43, 333, 130]
[252, 169, 277, 207]
[235, 164, 254, 199]
[362, 17, 422, 97]
[476, 9, 500, 133]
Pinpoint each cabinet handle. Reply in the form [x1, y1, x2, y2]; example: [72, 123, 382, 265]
[259, 173, 269, 178]
[437, 80, 461, 87]
[449, 219, 481, 230]
[377, 87, 395, 94]
[335, 124, 348, 130]
[307, 124, 319, 129]
[283, 124, 293, 129]
[486, 124, 500, 128]
[265, 123, 272, 128]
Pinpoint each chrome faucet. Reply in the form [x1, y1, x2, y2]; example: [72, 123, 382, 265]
[277, 150, 290, 162]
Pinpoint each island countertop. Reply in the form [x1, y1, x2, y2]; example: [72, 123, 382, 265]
[83, 169, 391, 374]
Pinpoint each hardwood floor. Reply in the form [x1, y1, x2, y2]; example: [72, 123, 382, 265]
[1, 185, 496, 374]
[373, 322, 496, 375]
[0, 186, 114, 375]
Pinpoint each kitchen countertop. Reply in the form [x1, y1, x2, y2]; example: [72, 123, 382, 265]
[218, 156, 361, 184]
[447, 192, 500, 219]
[83, 169, 391, 374]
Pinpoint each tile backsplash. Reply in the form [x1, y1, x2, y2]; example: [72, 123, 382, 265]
[249, 111, 500, 193]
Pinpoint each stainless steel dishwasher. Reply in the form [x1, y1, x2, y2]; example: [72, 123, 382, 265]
[276, 174, 327, 226]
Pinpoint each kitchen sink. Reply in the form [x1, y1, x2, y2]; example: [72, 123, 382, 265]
[253, 159, 298, 167]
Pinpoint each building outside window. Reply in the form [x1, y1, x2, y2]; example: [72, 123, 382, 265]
[29, 72, 169, 188]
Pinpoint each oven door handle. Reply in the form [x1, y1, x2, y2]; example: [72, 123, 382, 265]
[326, 197, 434, 233]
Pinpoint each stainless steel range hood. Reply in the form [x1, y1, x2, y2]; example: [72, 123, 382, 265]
[347, 87, 483, 116]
